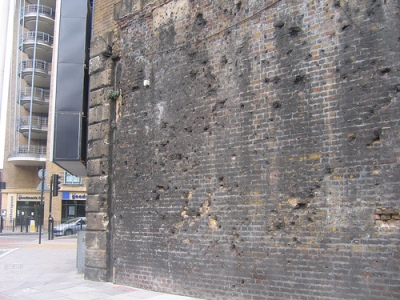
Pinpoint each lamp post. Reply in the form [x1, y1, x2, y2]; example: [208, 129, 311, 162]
[36, 166, 49, 244]
[0, 170, 5, 233]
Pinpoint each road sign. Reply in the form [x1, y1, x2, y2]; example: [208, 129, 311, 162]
[36, 181, 50, 192]
[38, 169, 48, 179]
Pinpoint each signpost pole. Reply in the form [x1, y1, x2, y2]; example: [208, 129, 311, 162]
[48, 176, 53, 240]
[38, 165, 45, 245]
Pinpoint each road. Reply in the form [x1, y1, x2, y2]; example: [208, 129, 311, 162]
[0, 234, 205, 300]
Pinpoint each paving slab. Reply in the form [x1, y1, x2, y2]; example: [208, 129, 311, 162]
[0, 234, 205, 300]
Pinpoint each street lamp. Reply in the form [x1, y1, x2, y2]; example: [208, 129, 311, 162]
[36, 166, 50, 244]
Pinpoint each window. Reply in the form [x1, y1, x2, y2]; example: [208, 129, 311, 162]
[64, 172, 82, 185]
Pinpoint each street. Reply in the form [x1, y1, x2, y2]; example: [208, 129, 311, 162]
[0, 234, 205, 300]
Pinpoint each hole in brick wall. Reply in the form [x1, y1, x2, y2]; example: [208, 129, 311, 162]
[212, 99, 227, 112]
[190, 69, 198, 79]
[262, 59, 270, 66]
[379, 67, 391, 75]
[375, 208, 399, 223]
[294, 203, 307, 209]
[305, 53, 312, 61]
[236, 1, 242, 11]
[220, 55, 228, 66]
[367, 128, 382, 146]
[170, 153, 182, 160]
[272, 101, 281, 109]
[156, 183, 169, 191]
[188, 49, 197, 58]
[274, 20, 285, 28]
[341, 24, 351, 31]
[274, 220, 284, 230]
[161, 121, 168, 129]
[194, 13, 207, 28]
[347, 133, 356, 143]
[273, 76, 280, 84]
[293, 75, 306, 85]
[289, 26, 301, 36]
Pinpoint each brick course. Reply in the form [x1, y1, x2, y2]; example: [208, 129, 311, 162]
[86, 0, 400, 298]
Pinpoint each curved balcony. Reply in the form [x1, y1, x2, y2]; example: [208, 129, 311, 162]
[22, 4, 55, 35]
[20, 31, 53, 61]
[19, 87, 50, 113]
[8, 145, 47, 166]
[28, 0, 56, 10]
[19, 59, 51, 88]
[18, 116, 48, 140]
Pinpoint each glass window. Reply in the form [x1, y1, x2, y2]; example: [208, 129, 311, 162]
[64, 172, 82, 185]
[61, 200, 86, 222]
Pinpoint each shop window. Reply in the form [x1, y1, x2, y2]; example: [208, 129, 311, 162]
[64, 172, 82, 185]
[61, 200, 86, 222]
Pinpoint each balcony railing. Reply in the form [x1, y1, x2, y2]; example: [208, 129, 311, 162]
[20, 87, 50, 103]
[12, 145, 47, 155]
[20, 59, 52, 75]
[18, 87, 50, 113]
[8, 145, 47, 165]
[20, 31, 53, 47]
[19, 59, 52, 88]
[22, 4, 55, 35]
[19, 116, 48, 131]
[23, 4, 54, 20]
[20, 31, 53, 61]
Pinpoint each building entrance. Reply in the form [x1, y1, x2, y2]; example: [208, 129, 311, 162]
[16, 201, 41, 227]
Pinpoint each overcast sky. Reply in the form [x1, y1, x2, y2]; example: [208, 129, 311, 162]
[0, 0, 13, 169]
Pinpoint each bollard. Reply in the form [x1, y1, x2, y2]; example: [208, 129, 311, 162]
[48, 217, 54, 240]
[29, 220, 35, 232]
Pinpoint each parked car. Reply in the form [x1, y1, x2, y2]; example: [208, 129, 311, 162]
[53, 217, 86, 236]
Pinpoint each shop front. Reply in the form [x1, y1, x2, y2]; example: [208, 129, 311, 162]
[2, 194, 43, 230]
[61, 192, 86, 222]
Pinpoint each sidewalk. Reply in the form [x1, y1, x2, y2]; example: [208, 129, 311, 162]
[0, 234, 206, 300]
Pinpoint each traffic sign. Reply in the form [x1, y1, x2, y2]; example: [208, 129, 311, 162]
[38, 169, 48, 179]
[36, 181, 50, 192]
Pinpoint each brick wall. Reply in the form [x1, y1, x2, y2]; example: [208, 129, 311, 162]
[87, 0, 400, 298]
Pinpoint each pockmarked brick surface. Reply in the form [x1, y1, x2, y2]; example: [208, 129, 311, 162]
[87, 0, 400, 298]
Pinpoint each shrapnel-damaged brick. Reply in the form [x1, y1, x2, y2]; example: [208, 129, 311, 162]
[86, 0, 400, 299]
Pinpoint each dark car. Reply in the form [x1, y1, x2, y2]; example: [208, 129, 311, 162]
[53, 217, 86, 236]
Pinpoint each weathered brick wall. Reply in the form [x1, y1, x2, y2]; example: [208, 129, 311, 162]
[88, 0, 400, 298]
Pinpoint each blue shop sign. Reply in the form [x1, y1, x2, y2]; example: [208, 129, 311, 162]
[62, 192, 87, 200]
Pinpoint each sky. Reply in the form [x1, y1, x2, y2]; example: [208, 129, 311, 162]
[0, 0, 13, 169]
